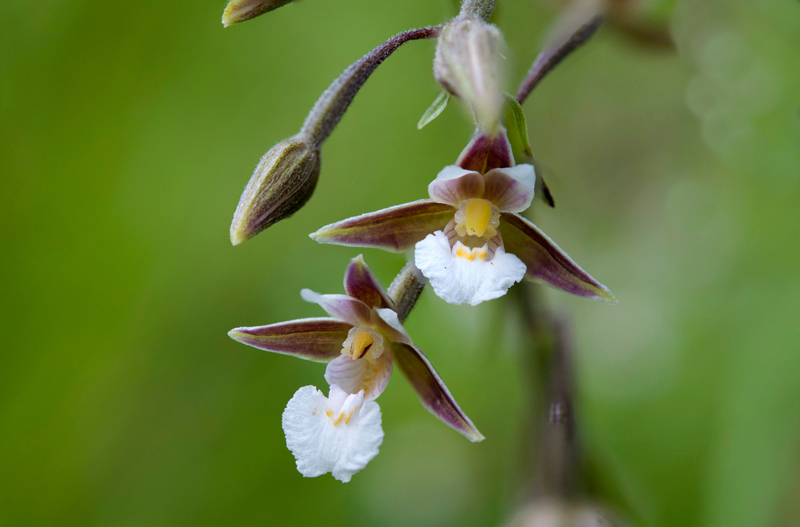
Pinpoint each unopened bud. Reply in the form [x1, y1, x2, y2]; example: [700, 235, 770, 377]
[230, 134, 320, 245]
[456, 129, 513, 173]
[434, 17, 505, 133]
[222, 0, 294, 27]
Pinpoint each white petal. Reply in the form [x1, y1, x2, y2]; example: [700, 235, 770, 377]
[483, 164, 536, 213]
[299, 289, 371, 326]
[427, 165, 484, 206]
[414, 231, 526, 306]
[324, 350, 394, 401]
[371, 307, 411, 344]
[497, 164, 536, 191]
[282, 385, 383, 483]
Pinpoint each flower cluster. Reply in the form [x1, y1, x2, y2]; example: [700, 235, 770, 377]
[223, 0, 615, 482]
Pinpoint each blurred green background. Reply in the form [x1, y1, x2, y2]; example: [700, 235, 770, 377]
[2, 0, 800, 525]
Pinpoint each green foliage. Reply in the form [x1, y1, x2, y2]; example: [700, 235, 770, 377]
[417, 90, 450, 130]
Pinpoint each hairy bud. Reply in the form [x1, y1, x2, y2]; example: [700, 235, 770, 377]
[434, 17, 505, 133]
[221, 0, 294, 27]
[230, 135, 320, 245]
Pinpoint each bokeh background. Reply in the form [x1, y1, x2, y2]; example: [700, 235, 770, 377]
[3, 0, 800, 525]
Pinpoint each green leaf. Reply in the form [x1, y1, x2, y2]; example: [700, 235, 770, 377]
[504, 93, 555, 208]
[417, 90, 450, 130]
[503, 92, 532, 158]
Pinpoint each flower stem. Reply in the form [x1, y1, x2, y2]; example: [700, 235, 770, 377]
[515, 14, 603, 105]
[515, 284, 581, 499]
[458, 0, 496, 21]
[301, 26, 442, 147]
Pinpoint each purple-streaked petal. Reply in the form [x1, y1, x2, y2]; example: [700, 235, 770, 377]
[391, 342, 484, 442]
[499, 213, 617, 304]
[483, 164, 536, 212]
[324, 350, 394, 401]
[456, 131, 514, 173]
[310, 200, 453, 252]
[300, 290, 372, 326]
[372, 307, 411, 345]
[428, 166, 484, 206]
[343, 254, 396, 311]
[228, 318, 351, 362]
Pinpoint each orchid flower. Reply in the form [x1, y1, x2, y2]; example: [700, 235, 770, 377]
[310, 131, 616, 306]
[228, 255, 482, 482]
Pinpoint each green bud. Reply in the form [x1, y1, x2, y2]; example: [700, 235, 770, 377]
[230, 135, 321, 245]
[221, 0, 293, 27]
[434, 17, 505, 133]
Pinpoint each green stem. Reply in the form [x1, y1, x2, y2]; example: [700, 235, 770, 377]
[516, 283, 581, 499]
[388, 262, 426, 323]
[458, 0, 496, 21]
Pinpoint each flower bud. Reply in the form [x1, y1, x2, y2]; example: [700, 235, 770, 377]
[434, 17, 505, 133]
[221, 0, 294, 27]
[230, 134, 320, 245]
[456, 129, 514, 173]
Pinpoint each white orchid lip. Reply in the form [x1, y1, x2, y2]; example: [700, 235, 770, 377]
[324, 385, 363, 426]
[415, 231, 527, 306]
[453, 241, 489, 261]
[282, 385, 384, 483]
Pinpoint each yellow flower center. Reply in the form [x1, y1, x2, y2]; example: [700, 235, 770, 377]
[454, 198, 500, 240]
[341, 327, 384, 362]
[350, 331, 374, 359]
[454, 242, 489, 261]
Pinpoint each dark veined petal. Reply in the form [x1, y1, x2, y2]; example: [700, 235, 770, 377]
[310, 200, 453, 252]
[228, 318, 352, 362]
[343, 255, 396, 310]
[391, 342, 484, 442]
[500, 213, 617, 303]
[300, 290, 373, 327]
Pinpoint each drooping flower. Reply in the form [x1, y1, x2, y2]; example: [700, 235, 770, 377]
[310, 131, 616, 306]
[228, 255, 482, 482]
[282, 384, 382, 483]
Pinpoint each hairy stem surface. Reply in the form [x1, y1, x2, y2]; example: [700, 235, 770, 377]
[302, 26, 442, 146]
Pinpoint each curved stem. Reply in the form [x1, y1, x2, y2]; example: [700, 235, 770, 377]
[301, 26, 442, 146]
[516, 15, 603, 105]
[516, 283, 581, 499]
